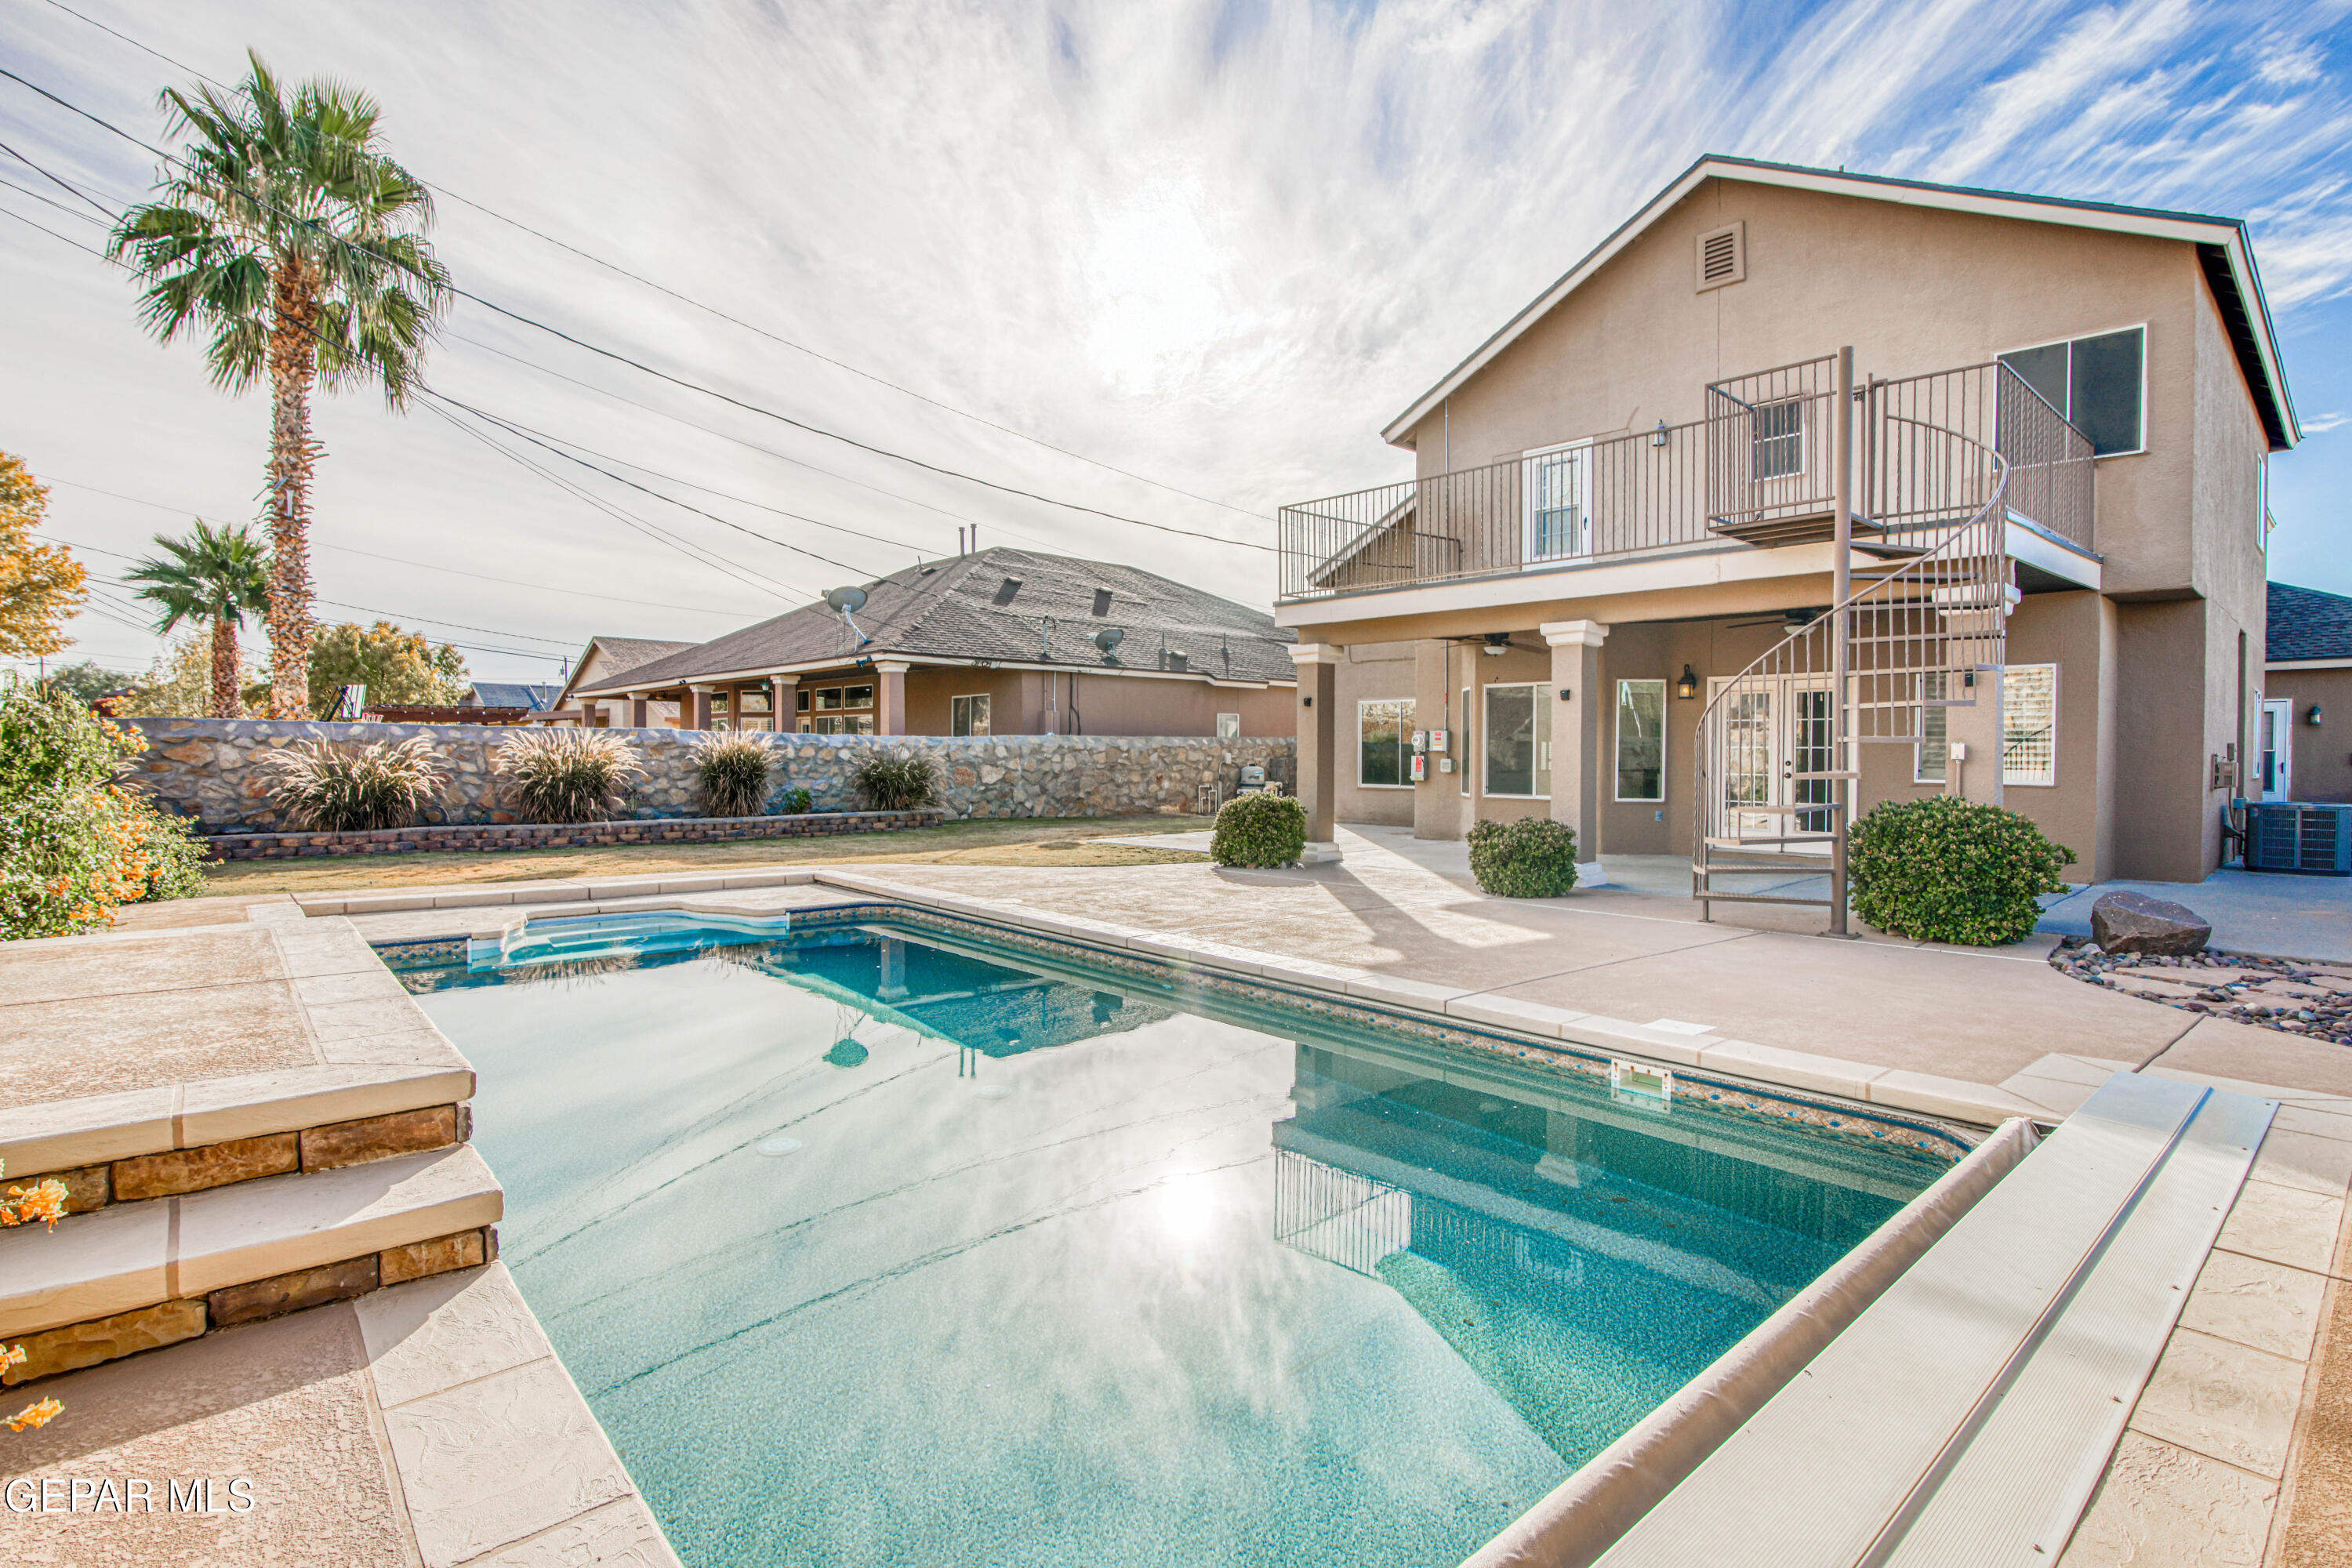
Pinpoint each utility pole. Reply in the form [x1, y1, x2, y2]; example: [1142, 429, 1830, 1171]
[1828, 346, 1856, 938]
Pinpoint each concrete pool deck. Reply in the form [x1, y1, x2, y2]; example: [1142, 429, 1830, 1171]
[10, 841, 2352, 1565]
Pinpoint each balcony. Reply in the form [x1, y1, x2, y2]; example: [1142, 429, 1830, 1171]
[1277, 358, 2096, 604]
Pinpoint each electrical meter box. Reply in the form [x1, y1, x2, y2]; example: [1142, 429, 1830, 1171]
[1410, 753, 1427, 782]
[1430, 728, 1449, 753]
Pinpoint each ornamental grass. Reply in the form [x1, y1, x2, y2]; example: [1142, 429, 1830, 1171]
[848, 747, 939, 812]
[494, 728, 644, 824]
[259, 735, 449, 833]
[692, 734, 775, 818]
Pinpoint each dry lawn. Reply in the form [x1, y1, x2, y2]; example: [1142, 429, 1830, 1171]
[188, 815, 1212, 896]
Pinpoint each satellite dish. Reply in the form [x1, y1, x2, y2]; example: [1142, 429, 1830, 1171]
[1091, 627, 1125, 655]
[823, 586, 868, 612]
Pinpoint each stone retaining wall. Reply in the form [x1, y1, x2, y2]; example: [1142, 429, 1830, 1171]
[207, 810, 944, 860]
[122, 717, 1295, 833]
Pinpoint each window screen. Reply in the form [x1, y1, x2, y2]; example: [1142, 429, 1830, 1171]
[1359, 699, 1414, 786]
[1483, 684, 1552, 797]
[2002, 665, 2057, 786]
[1999, 328, 2143, 456]
[1615, 680, 1665, 800]
[952, 694, 991, 736]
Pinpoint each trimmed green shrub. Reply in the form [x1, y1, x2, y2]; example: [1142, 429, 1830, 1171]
[1468, 816, 1581, 898]
[0, 678, 206, 938]
[259, 735, 448, 831]
[781, 786, 812, 815]
[1211, 791, 1307, 868]
[692, 735, 774, 817]
[1848, 795, 2075, 946]
[849, 748, 939, 811]
[494, 729, 644, 824]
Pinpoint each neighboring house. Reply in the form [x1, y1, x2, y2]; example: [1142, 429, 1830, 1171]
[1279, 154, 2296, 887]
[543, 636, 699, 728]
[568, 547, 1297, 739]
[463, 681, 564, 713]
[2262, 582, 2352, 804]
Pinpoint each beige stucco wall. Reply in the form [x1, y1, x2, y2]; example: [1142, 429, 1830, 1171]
[1334, 642, 1417, 826]
[2263, 670, 2352, 803]
[895, 666, 1296, 738]
[1298, 172, 2281, 884]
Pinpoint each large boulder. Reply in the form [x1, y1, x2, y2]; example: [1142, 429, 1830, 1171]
[2090, 891, 2212, 957]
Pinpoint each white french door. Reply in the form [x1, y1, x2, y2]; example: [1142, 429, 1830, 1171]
[1710, 676, 1838, 851]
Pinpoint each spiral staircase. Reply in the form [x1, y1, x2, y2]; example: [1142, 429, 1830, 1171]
[1691, 351, 2091, 928]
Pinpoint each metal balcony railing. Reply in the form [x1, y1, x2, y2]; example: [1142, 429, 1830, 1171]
[1275, 356, 2093, 604]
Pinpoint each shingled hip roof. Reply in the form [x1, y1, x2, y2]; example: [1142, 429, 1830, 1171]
[577, 547, 1298, 695]
[2269, 582, 2352, 662]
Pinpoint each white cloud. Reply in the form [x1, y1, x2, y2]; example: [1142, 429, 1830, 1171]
[0, 0, 2346, 674]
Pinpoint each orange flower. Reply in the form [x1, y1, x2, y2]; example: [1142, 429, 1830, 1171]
[0, 1345, 23, 1376]
[1, 1180, 67, 1229]
[7, 1398, 63, 1432]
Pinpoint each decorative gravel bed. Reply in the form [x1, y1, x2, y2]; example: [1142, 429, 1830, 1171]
[2049, 940, 2352, 1046]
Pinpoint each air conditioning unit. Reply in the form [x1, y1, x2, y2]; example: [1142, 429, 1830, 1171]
[2242, 801, 2352, 876]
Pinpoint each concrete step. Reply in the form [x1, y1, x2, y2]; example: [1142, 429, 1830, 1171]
[0, 1142, 503, 1345]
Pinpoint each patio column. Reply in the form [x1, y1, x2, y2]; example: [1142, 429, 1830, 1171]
[874, 661, 910, 735]
[688, 686, 713, 731]
[1289, 643, 1344, 864]
[771, 674, 798, 734]
[628, 693, 649, 728]
[1541, 620, 1610, 884]
[1413, 638, 1465, 840]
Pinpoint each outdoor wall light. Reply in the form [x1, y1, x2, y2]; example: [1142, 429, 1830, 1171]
[2310, 703, 2325, 727]
[1652, 419, 1669, 448]
[1675, 665, 1699, 699]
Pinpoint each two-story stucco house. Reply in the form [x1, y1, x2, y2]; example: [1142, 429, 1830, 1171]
[1279, 155, 2297, 911]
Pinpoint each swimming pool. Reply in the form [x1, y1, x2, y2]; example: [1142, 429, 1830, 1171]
[384, 907, 1962, 1567]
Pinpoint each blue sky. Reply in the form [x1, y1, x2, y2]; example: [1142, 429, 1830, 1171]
[0, 0, 2345, 682]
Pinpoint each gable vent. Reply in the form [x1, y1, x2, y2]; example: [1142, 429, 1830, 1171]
[1697, 221, 1745, 292]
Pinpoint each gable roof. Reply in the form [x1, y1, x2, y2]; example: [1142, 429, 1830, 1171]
[552, 635, 699, 709]
[1381, 154, 2299, 453]
[576, 547, 1298, 696]
[2268, 582, 2352, 663]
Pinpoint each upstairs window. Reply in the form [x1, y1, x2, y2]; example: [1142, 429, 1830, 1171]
[1752, 399, 1804, 480]
[1999, 328, 2145, 456]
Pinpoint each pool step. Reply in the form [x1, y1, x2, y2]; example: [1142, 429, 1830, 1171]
[1, 1142, 502, 1382]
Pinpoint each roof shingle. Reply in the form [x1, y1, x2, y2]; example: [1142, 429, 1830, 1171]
[2268, 582, 2352, 662]
[578, 548, 1295, 695]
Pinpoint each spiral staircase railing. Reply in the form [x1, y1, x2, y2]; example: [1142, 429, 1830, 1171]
[1691, 363, 2023, 927]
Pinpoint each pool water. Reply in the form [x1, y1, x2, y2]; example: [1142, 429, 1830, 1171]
[388, 917, 1950, 1568]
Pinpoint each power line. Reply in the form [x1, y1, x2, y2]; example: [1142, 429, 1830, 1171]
[33, 0, 1276, 524]
[0, 60, 1277, 555]
[0, 172, 815, 620]
[81, 564, 573, 659]
[36, 474, 761, 620]
[447, 329, 1062, 551]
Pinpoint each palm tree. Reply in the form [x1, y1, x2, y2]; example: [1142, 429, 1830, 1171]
[124, 520, 272, 718]
[108, 52, 450, 720]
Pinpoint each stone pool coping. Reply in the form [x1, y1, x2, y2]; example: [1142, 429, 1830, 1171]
[320, 864, 2044, 1136]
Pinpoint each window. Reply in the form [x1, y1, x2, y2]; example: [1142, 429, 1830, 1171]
[1615, 680, 1665, 800]
[796, 688, 810, 713]
[813, 715, 876, 735]
[1915, 670, 1948, 784]
[844, 684, 875, 710]
[1359, 699, 1414, 787]
[817, 688, 844, 711]
[2003, 665, 2057, 786]
[1525, 444, 1590, 560]
[1484, 683, 1552, 797]
[1217, 712, 1240, 740]
[1752, 399, 1803, 480]
[1695, 221, 1745, 291]
[1999, 328, 2145, 456]
[952, 694, 991, 736]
